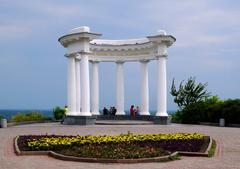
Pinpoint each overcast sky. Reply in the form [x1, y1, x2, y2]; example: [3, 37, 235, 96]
[0, 0, 239, 111]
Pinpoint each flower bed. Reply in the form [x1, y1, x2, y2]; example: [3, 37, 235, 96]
[17, 133, 207, 159]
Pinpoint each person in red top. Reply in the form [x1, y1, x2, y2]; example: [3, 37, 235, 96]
[130, 105, 135, 118]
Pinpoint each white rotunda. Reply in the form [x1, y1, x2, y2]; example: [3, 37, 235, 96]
[58, 26, 175, 125]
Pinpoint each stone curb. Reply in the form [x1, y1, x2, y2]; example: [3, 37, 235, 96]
[14, 136, 178, 163]
[49, 151, 178, 163]
[178, 137, 213, 157]
[8, 120, 60, 127]
[14, 136, 213, 163]
[14, 136, 49, 156]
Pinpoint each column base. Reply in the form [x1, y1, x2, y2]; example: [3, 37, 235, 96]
[154, 116, 171, 125]
[156, 112, 168, 117]
[91, 112, 100, 115]
[66, 112, 79, 116]
[139, 112, 150, 116]
[62, 115, 96, 125]
[116, 112, 125, 115]
[79, 112, 92, 116]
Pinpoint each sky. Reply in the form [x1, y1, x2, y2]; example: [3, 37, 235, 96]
[0, 0, 239, 111]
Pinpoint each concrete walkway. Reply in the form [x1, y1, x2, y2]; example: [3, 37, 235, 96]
[0, 123, 240, 169]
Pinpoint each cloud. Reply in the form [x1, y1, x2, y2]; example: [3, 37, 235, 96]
[0, 0, 239, 109]
[133, 1, 240, 48]
[204, 58, 234, 69]
[0, 24, 32, 40]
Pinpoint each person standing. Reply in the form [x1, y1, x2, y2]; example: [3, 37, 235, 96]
[130, 105, 135, 118]
[64, 105, 68, 114]
[135, 106, 139, 115]
[103, 107, 108, 115]
[109, 107, 113, 115]
[112, 107, 117, 115]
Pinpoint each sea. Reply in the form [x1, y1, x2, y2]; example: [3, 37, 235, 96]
[0, 109, 176, 120]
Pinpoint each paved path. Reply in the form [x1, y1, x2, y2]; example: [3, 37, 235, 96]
[0, 123, 240, 169]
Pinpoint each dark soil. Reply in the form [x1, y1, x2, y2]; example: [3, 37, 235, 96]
[56, 143, 170, 159]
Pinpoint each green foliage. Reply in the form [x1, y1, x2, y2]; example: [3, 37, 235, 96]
[173, 97, 240, 124]
[53, 106, 65, 120]
[171, 77, 210, 109]
[10, 112, 45, 122]
[208, 139, 216, 157]
[221, 99, 240, 124]
[168, 154, 181, 161]
[0, 114, 3, 120]
[180, 101, 207, 124]
[171, 111, 183, 122]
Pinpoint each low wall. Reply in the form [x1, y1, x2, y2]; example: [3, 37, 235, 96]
[95, 115, 155, 121]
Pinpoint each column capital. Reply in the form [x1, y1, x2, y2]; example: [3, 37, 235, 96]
[65, 53, 75, 58]
[65, 51, 93, 58]
[156, 54, 168, 58]
[77, 51, 93, 55]
[90, 60, 100, 64]
[139, 59, 150, 63]
[115, 60, 125, 64]
[75, 53, 81, 61]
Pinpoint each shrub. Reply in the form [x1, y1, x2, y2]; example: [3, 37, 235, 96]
[221, 99, 240, 124]
[53, 106, 65, 120]
[10, 112, 45, 122]
[172, 97, 240, 125]
[0, 115, 3, 120]
[180, 101, 207, 124]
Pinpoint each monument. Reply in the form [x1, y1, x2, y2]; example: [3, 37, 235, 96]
[58, 26, 175, 125]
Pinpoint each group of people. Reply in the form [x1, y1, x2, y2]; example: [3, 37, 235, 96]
[130, 105, 139, 117]
[103, 105, 140, 117]
[103, 106, 117, 115]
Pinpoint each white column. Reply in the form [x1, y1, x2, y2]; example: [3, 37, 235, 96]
[156, 56, 168, 116]
[116, 61, 125, 115]
[140, 60, 150, 115]
[80, 53, 91, 116]
[75, 59, 81, 113]
[91, 61, 100, 115]
[67, 56, 77, 115]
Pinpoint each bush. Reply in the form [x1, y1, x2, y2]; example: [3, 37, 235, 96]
[0, 115, 3, 120]
[181, 102, 206, 124]
[10, 112, 45, 122]
[172, 97, 240, 125]
[53, 106, 65, 120]
[221, 99, 240, 124]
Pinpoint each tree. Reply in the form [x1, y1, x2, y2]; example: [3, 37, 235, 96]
[170, 77, 210, 109]
[53, 106, 65, 120]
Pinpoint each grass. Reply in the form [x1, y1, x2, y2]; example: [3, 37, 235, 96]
[208, 139, 216, 157]
[168, 154, 181, 161]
